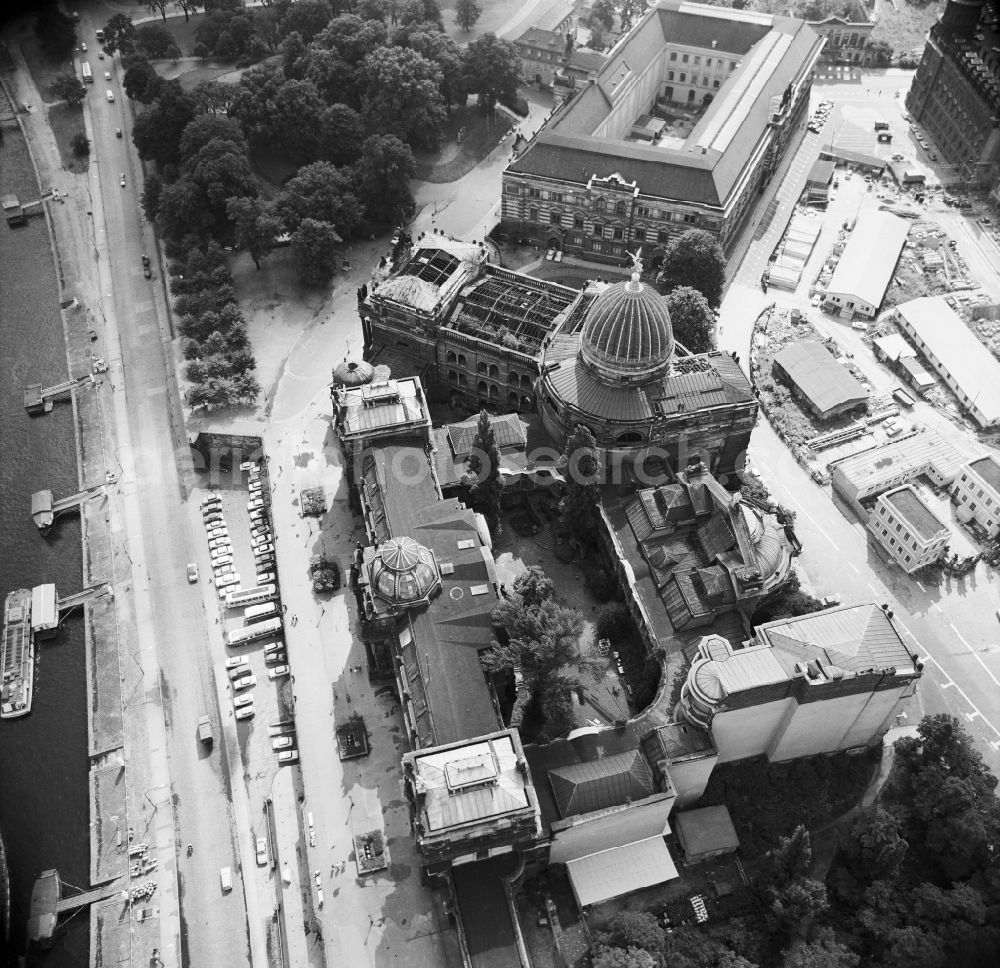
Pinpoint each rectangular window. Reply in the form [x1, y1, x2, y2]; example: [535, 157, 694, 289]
[635, 227, 646, 241]
[682, 54, 689, 64]
[730, 61, 736, 70]
[528, 187, 541, 199]
[657, 230, 669, 244]
[613, 227, 623, 240]
[706, 57, 712, 67]
[895, 523, 902, 533]
[694, 55, 700, 65]
[679, 72, 686, 82]
[574, 215, 584, 229]
[592, 241, 603, 253]
[551, 192, 563, 204]
[505, 182, 520, 195]
[549, 211, 562, 226]
[670, 52, 677, 61]
[713, 79, 720, 90]
[593, 223, 603, 237]
[667, 71, 674, 81]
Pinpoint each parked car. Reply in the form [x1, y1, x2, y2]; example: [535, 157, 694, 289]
[219, 867, 232, 892]
[255, 838, 268, 867]
[254, 543, 275, 558]
[268, 665, 290, 679]
[235, 705, 255, 720]
[250, 533, 271, 547]
[104, 71, 111, 81]
[217, 573, 240, 589]
[272, 736, 294, 750]
[211, 546, 232, 560]
[200, 494, 222, 508]
[203, 513, 224, 527]
[232, 674, 257, 691]
[208, 538, 231, 552]
[248, 499, 264, 511]
[265, 651, 287, 665]
[233, 693, 254, 708]
[213, 557, 234, 570]
[278, 749, 299, 764]
[255, 572, 275, 585]
[207, 527, 229, 540]
[186, 563, 198, 583]
[225, 656, 249, 670]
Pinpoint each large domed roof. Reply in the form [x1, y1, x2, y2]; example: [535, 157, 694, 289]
[580, 268, 674, 383]
[369, 536, 439, 606]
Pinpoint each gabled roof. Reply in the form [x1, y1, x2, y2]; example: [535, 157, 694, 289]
[773, 340, 869, 415]
[446, 413, 528, 458]
[549, 749, 655, 818]
[826, 210, 909, 308]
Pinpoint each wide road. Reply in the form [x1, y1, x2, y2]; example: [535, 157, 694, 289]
[78, 6, 254, 966]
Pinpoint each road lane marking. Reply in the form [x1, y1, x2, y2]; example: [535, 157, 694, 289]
[921, 652, 1000, 740]
[780, 489, 838, 550]
[915, 579, 926, 591]
[930, 602, 942, 613]
[950, 623, 1000, 687]
[848, 562, 860, 574]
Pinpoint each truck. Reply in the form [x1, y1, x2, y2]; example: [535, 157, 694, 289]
[197, 716, 214, 746]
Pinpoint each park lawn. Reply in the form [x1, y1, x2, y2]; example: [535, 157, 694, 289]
[21, 35, 73, 104]
[440, 0, 527, 42]
[871, 0, 942, 59]
[48, 101, 88, 173]
[149, 10, 206, 56]
[414, 102, 513, 183]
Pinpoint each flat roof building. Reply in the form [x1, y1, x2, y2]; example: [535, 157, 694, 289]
[501, 1, 824, 264]
[823, 211, 910, 319]
[772, 340, 869, 420]
[953, 454, 1000, 537]
[828, 429, 968, 506]
[868, 485, 950, 573]
[895, 295, 1000, 428]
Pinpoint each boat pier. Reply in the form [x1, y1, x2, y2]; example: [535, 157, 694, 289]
[57, 584, 112, 620]
[27, 870, 126, 948]
[31, 483, 106, 532]
[24, 374, 94, 414]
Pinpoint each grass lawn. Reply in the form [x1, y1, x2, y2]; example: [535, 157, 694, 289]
[150, 10, 206, 57]
[871, 0, 942, 58]
[20, 35, 73, 104]
[48, 101, 88, 173]
[413, 102, 513, 183]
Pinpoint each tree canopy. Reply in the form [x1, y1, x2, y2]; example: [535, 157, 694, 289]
[463, 34, 519, 111]
[50, 73, 87, 106]
[559, 423, 601, 541]
[454, 0, 482, 32]
[657, 228, 727, 307]
[292, 218, 341, 285]
[360, 46, 446, 147]
[463, 409, 502, 531]
[276, 161, 361, 237]
[666, 285, 716, 353]
[355, 134, 415, 224]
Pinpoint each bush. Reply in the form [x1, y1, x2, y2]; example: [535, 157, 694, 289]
[70, 132, 90, 158]
[584, 561, 619, 601]
[595, 602, 631, 643]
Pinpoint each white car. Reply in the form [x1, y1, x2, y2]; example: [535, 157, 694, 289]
[251, 526, 271, 539]
[233, 692, 254, 708]
[208, 537, 231, 552]
[249, 480, 263, 491]
[253, 543, 275, 558]
[229, 661, 252, 679]
[272, 736, 294, 750]
[240, 461, 255, 472]
[81, 42, 88, 51]
[200, 495, 222, 509]
[207, 527, 229, 540]
[235, 705, 255, 721]
[225, 656, 249, 670]
[268, 665, 290, 679]
[264, 651, 287, 665]
[256, 572, 275, 585]
[264, 641, 285, 656]
[255, 837, 268, 866]
[248, 499, 264, 511]
[210, 546, 232, 560]
[213, 553, 234, 566]
[232, 674, 257, 691]
[217, 573, 240, 589]
[104, 71, 111, 81]
[278, 749, 299, 764]
[186, 563, 198, 583]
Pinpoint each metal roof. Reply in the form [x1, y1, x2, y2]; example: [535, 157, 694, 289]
[566, 836, 679, 907]
[826, 210, 909, 309]
[829, 429, 967, 492]
[675, 805, 739, 857]
[446, 413, 528, 458]
[549, 750, 655, 818]
[896, 295, 1000, 427]
[773, 340, 869, 416]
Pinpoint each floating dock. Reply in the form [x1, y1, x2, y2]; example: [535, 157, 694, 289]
[24, 374, 94, 414]
[0, 589, 33, 719]
[31, 483, 106, 531]
[27, 869, 126, 948]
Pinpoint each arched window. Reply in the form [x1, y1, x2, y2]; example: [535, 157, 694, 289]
[615, 200, 628, 217]
[477, 361, 488, 375]
[448, 370, 458, 383]
[509, 370, 519, 385]
[488, 364, 499, 378]
[616, 431, 645, 446]
[458, 354, 467, 367]
[521, 374, 533, 389]
[594, 197, 606, 212]
[459, 374, 468, 387]
[446, 351, 457, 364]
[508, 391, 519, 407]
[478, 380, 488, 395]
[489, 384, 499, 398]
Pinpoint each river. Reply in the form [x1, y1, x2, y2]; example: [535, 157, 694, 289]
[0, 113, 89, 967]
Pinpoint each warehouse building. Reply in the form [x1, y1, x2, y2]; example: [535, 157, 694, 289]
[772, 340, 869, 420]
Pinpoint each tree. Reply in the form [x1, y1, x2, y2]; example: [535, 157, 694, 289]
[356, 0, 387, 20]
[559, 423, 600, 540]
[843, 807, 907, 883]
[319, 104, 365, 165]
[315, 13, 388, 65]
[180, 114, 247, 162]
[360, 46, 446, 147]
[666, 285, 715, 353]
[278, 0, 334, 43]
[657, 228, 726, 307]
[463, 34, 519, 112]
[454, 0, 481, 32]
[50, 73, 87, 106]
[183, 137, 260, 227]
[227, 196, 282, 270]
[123, 57, 163, 104]
[136, 22, 176, 58]
[276, 161, 362, 237]
[785, 932, 860, 968]
[141, 173, 163, 221]
[464, 409, 503, 530]
[764, 825, 813, 888]
[35, 4, 77, 60]
[174, 0, 199, 22]
[193, 79, 239, 116]
[404, 28, 465, 108]
[513, 566, 555, 609]
[398, 0, 443, 28]
[591, 0, 617, 31]
[145, 1, 170, 22]
[132, 83, 197, 167]
[592, 947, 657, 968]
[70, 133, 90, 158]
[597, 912, 664, 954]
[292, 218, 341, 285]
[767, 877, 828, 934]
[355, 134, 415, 223]
[268, 78, 327, 162]
[102, 14, 137, 55]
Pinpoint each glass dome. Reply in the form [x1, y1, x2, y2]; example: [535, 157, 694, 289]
[369, 536, 439, 606]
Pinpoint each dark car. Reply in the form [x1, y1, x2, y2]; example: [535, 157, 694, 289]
[141, 254, 151, 279]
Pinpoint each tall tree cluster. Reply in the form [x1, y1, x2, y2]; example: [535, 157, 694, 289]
[463, 409, 503, 532]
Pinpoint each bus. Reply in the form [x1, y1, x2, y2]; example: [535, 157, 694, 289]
[245, 602, 278, 623]
[227, 617, 282, 647]
[82, 62, 93, 84]
[224, 584, 277, 609]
